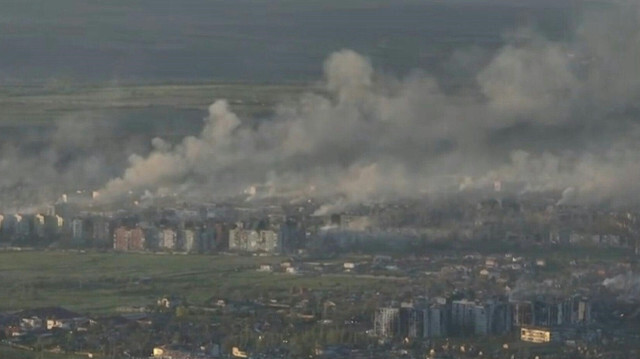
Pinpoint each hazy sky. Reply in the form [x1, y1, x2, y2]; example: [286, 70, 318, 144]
[0, 0, 576, 84]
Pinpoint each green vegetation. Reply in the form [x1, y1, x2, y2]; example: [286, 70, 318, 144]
[0, 244, 627, 314]
[0, 251, 391, 314]
[0, 82, 313, 126]
[0, 346, 86, 359]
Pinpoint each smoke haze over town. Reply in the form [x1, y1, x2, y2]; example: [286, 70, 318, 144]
[1, 0, 640, 211]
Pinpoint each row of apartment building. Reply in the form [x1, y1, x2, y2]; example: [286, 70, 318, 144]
[112, 225, 223, 252]
[374, 295, 592, 340]
[0, 213, 65, 241]
[111, 220, 300, 254]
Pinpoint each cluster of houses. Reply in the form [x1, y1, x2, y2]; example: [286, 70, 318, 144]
[0, 304, 222, 358]
[2, 307, 90, 338]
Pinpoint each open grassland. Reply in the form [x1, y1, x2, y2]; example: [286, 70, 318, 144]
[0, 251, 390, 314]
[0, 245, 626, 314]
[0, 346, 87, 359]
[0, 82, 313, 126]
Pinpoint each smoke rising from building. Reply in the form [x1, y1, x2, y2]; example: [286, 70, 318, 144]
[3, 1, 640, 210]
[603, 272, 640, 303]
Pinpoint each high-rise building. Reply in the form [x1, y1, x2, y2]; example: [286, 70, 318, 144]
[44, 215, 64, 239]
[34, 214, 45, 238]
[567, 296, 591, 324]
[429, 304, 448, 338]
[160, 228, 177, 250]
[113, 226, 146, 251]
[129, 228, 145, 251]
[376, 300, 444, 339]
[181, 228, 197, 252]
[14, 214, 31, 239]
[71, 218, 84, 243]
[451, 299, 476, 335]
[396, 301, 433, 339]
[512, 300, 534, 327]
[405, 306, 428, 339]
[90, 216, 111, 247]
[279, 217, 306, 254]
[113, 227, 129, 251]
[514, 296, 590, 328]
[374, 307, 399, 338]
[474, 304, 490, 336]
[229, 223, 280, 253]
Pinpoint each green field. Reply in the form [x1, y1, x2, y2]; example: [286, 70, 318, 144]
[0, 245, 625, 315]
[0, 251, 391, 314]
[0, 83, 312, 126]
[0, 82, 314, 126]
[0, 346, 87, 359]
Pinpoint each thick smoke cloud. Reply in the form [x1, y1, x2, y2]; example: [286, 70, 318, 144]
[4, 1, 640, 211]
[97, 1, 640, 208]
[0, 114, 110, 211]
[0, 111, 150, 212]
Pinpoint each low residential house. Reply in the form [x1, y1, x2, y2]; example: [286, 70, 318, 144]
[16, 307, 86, 331]
[5, 325, 26, 337]
[153, 345, 193, 359]
[157, 295, 183, 309]
[153, 344, 219, 359]
[485, 257, 498, 268]
[20, 316, 43, 331]
[343, 262, 356, 272]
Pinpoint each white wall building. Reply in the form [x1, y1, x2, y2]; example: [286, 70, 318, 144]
[229, 224, 280, 253]
[160, 229, 177, 250]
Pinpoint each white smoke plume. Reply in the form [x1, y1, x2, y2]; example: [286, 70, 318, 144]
[509, 277, 563, 302]
[99, 1, 640, 207]
[603, 272, 640, 302]
[557, 187, 578, 206]
[5, 1, 640, 210]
